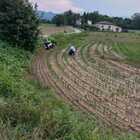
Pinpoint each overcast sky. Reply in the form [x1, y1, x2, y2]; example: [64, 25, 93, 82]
[30, 0, 140, 17]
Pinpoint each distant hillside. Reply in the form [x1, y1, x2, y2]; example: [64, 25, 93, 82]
[38, 11, 56, 21]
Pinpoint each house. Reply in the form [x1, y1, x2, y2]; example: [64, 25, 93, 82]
[87, 20, 92, 26]
[76, 19, 82, 26]
[94, 21, 122, 32]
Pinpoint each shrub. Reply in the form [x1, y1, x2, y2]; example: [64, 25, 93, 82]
[0, 0, 39, 52]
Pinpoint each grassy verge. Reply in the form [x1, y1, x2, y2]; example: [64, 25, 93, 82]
[39, 23, 74, 36]
[52, 32, 89, 49]
[0, 37, 139, 140]
[112, 42, 140, 67]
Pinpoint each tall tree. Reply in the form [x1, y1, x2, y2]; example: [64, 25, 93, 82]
[81, 12, 88, 25]
[0, 0, 39, 52]
[52, 15, 64, 26]
[52, 10, 140, 30]
[132, 13, 140, 29]
[52, 10, 80, 26]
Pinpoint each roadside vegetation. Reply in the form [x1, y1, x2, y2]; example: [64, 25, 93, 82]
[52, 10, 140, 31]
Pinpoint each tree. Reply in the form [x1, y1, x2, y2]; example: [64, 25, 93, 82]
[132, 13, 140, 29]
[81, 12, 88, 25]
[52, 15, 64, 26]
[0, 0, 39, 52]
[52, 10, 80, 26]
[89, 11, 100, 24]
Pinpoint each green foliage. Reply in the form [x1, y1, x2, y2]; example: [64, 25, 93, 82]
[52, 10, 80, 26]
[47, 36, 57, 44]
[0, 40, 43, 134]
[52, 32, 89, 49]
[52, 10, 140, 30]
[132, 13, 140, 29]
[0, 0, 39, 52]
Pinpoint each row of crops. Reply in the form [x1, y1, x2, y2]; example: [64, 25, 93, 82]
[33, 32, 140, 139]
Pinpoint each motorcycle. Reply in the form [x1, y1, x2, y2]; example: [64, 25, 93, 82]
[44, 42, 56, 50]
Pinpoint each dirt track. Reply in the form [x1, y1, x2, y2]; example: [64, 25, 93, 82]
[32, 41, 140, 132]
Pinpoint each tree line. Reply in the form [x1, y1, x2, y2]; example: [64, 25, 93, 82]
[52, 10, 140, 30]
[0, 0, 39, 52]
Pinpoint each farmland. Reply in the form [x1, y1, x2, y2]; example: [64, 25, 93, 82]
[33, 31, 140, 134]
[39, 23, 75, 36]
[0, 31, 140, 139]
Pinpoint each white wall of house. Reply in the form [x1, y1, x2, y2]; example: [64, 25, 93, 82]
[87, 20, 92, 25]
[76, 19, 82, 26]
[95, 23, 122, 32]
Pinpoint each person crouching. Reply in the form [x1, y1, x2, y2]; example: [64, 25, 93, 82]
[69, 45, 76, 56]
